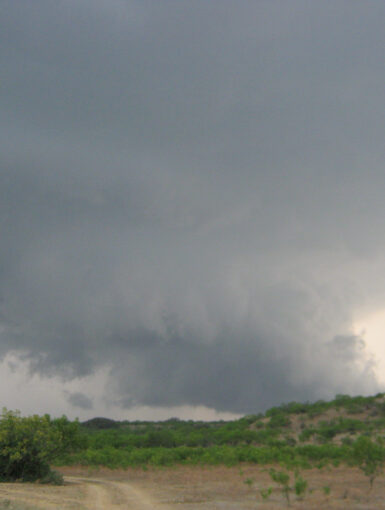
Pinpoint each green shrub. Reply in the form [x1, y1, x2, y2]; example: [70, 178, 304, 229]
[39, 469, 64, 485]
[294, 472, 307, 499]
[260, 486, 272, 500]
[0, 409, 81, 482]
[353, 436, 385, 489]
[267, 413, 291, 429]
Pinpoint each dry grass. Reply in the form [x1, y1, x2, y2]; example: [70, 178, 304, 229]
[0, 464, 384, 509]
[58, 464, 385, 509]
[0, 501, 39, 510]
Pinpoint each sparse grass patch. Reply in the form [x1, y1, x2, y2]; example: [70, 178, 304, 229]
[0, 501, 38, 510]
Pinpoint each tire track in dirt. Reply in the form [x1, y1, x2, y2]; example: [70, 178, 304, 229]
[68, 476, 169, 510]
[0, 477, 168, 510]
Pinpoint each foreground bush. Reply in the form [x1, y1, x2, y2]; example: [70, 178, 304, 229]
[0, 409, 81, 482]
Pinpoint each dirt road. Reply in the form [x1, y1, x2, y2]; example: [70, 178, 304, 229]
[0, 476, 170, 510]
[76, 476, 169, 510]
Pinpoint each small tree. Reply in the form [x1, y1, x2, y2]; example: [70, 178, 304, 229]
[353, 436, 385, 490]
[269, 468, 291, 506]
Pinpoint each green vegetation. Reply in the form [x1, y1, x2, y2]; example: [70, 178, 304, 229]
[293, 470, 307, 499]
[0, 409, 81, 482]
[323, 485, 331, 495]
[261, 467, 308, 506]
[51, 392, 385, 472]
[5, 392, 385, 488]
[353, 435, 385, 489]
[269, 468, 291, 506]
[259, 486, 272, 501]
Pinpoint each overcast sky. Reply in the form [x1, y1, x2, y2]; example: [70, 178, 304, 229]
[2, 1, 385, 420]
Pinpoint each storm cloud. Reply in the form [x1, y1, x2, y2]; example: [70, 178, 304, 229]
[1, 1, 385, 417]
[66, 392, 94, 411]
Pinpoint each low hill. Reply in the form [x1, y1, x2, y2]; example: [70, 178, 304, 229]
[63, 393, 385, 470]
[82, 392, 385, 442]
[247, 392, 385, 446]
[82, 417, 120, 429]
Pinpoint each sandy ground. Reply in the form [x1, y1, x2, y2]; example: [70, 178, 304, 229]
[0, 465, 385, 509]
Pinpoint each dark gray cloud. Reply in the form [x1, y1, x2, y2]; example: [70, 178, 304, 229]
[1, 1, 385, 416]
[66, 392, 94, 410]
